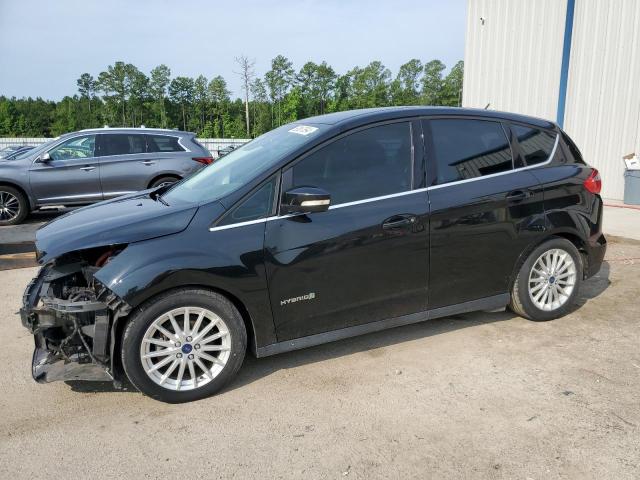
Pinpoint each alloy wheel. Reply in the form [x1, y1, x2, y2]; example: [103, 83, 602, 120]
[140, 307, 231, 391]
[528, 248, 577, 311]
[0, 190, 20, 222]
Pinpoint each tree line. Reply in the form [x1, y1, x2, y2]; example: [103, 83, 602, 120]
[0, 56, 463, 138]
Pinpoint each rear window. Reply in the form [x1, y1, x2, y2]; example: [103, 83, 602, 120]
[512, 125, 557, 166]
[146, 135, 185, 153]
[428, 119, 513, 184]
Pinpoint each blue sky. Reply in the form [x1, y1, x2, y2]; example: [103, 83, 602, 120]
[0, 0, 467, 100]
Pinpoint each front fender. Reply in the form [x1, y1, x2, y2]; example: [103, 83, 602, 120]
[94, 220, 277, 350]
[0, 173, 35, 209]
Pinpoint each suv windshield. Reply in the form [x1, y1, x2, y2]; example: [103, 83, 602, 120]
[163, 123, 326, 204]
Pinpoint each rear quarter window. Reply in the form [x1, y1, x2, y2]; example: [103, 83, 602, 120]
[190, 137, 211, 155]
[511, 125, 557, 166]
[560, 131, 586, 165]
[146, 135, 185, 153]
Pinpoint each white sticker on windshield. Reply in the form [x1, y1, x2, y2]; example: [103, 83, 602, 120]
[288, 125, 318, 136]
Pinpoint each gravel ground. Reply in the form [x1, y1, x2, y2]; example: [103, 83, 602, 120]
[0, 238, 638, 479]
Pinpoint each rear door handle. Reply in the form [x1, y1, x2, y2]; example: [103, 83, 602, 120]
[142, 160, 156, 166]
[382, 214, 417, 230]
[506, 190, 528, 203]
[80, 166, 95, 171]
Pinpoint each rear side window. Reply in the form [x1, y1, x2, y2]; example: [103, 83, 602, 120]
[99, 134, 145, 156]
[288, 122, 412, 205]
[429, 119, 513, 184]
[512, 125, 556, 166]
[146, 135, 185, 153]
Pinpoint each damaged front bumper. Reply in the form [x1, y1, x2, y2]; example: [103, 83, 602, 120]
[21, 261, 130, 383]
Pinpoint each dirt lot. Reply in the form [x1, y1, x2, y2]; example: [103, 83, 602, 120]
[0, 238, 638, 479]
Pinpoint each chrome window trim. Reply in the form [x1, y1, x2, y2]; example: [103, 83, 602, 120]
[327, 188, 427, 211]
[208, 133, 558, 232]
[209, 217, 272, 232]
[208, 190, 429, 231]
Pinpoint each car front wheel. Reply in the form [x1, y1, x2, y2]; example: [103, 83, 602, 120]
[510, 238, 583, 321]
[121, 288, 247, 403]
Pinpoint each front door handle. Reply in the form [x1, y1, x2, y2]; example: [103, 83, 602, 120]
[506, 190, 528, 203]
[142, 160, 156, 166]
[80, 166, 96, 171]
[382, 214, 417, 230]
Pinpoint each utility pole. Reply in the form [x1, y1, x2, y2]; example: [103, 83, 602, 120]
[235, 56, 255, 137]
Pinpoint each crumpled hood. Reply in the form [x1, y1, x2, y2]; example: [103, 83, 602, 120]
[36, 191, 198, 263]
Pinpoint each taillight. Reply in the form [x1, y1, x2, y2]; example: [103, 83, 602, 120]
[583, 168, 602, 194]
[192, 156, 214, 165]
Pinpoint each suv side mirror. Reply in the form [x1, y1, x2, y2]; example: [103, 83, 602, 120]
[38, 152, 51, 163]
[281, 186, 331, 214]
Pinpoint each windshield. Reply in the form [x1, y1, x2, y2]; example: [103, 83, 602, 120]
[163, 123, 327, 204]
[13, 138, 58, 160]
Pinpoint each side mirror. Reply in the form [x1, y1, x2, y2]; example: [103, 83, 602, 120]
[281, 186, 331, 214]
[38, 152, 51, 163]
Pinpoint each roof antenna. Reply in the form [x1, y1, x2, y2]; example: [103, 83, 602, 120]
[484, 103, 491, 110]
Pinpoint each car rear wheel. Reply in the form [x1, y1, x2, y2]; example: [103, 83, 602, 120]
[150, 176, 179, 189]
[510, 238, 583, 321]
[0, 186, 28, 226]
[121, 288, 246, 403]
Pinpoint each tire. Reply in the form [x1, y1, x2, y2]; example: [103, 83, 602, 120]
[510, 237, 583, 321]
[0, 185, 29, 226]
[121, 288, 247, 403]
[150, 176, 179, 189]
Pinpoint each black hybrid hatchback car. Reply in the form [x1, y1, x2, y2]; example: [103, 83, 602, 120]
[21, 107, 606, 403]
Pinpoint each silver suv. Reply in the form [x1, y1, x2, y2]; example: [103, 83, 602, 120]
[0, 128, 212, 225]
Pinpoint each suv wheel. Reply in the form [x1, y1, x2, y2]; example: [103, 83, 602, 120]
[121, 288, 246, 403]
[0, 186, 28, 226]
[510, 238, 583, 321]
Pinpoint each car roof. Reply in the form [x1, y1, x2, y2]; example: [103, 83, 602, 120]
[298, 106, 557, 130]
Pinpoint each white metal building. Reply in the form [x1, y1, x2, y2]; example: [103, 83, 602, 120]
[463, 0, 640, 200]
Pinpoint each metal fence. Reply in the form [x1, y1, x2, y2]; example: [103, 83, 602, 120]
[0, 137, 250, 158]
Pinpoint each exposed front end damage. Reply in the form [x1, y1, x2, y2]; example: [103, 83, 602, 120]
[20, 246, 131, 384]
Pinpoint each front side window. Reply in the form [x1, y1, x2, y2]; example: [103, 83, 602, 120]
[287, 122, 412, 205]
[512, 125, 556, 166]
[217, 178, 276, 226]
[147, 135, 185, 153]
[99, 134, 145, 156]
[429, 119, 513, 184]
[48, 135, 95, 161]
